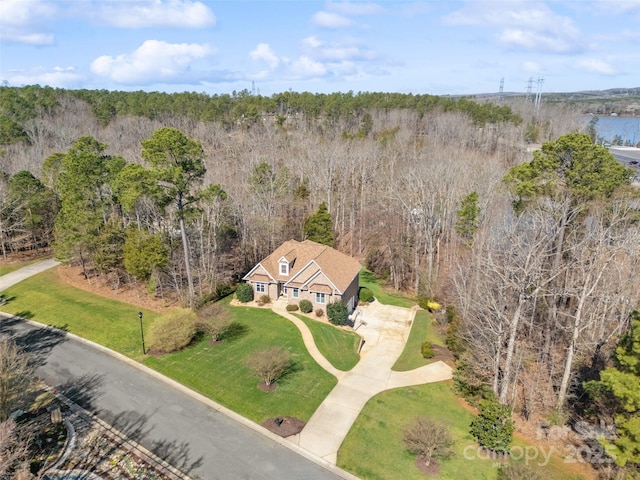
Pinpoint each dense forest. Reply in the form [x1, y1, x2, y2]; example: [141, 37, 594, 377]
[1, 85, 639, 477]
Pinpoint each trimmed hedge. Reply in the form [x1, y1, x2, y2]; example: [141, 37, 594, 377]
[359, 287, 374, 303]
[421, 341, 434, 359]
[286, 304, 299, 312]
[236, 283, 254, 303]
[299, 299, 313, 313]
[327, 301, 348, 326]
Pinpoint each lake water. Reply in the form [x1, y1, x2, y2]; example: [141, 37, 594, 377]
[581, 115, 640, 145]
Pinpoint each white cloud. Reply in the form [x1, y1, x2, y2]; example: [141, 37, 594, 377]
[290, 56, 328, 78]
[326, 2, 384, 16]
[446, 1, 584, 54]
[250, 44, 280, 70]
[523, 61, 541, 74]
[96, 0, 216, 28]
[3, 66, 83, 88]
[301, 36, 323, 49]
[312, 11, 353, 28]
[248, 36, 383, 83]
[0, 0, 56, 45]
[312, 2, 383, 29]
[91, 40, 214, 84]
[498, 28, 578, 54]
[595, 0, 640, 14]
[576, 58, 616, 75]
[301, 36, 376, 62]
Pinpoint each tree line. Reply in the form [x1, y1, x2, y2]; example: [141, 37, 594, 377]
[0, 85, 638, 475]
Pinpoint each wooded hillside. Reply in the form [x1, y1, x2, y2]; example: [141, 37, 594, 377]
[1, 86, 639, 476]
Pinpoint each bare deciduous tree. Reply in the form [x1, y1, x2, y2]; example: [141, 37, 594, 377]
[247, 347, 291, 387]
[0, 419, 31, 479]
[0, 339, 32, 422]
[403, 416, 454, 467]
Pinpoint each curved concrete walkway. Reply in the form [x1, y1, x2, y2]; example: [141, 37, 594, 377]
[272, 300, 453, 465]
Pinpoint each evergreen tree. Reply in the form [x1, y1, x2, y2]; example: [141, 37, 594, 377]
[8, 170, 57, 250]
[470, 398, 514, 452]
[304, 202, 334, 247]
[585, 312, 640, 469]
[123, 227, 168, 289]
[141, 127, 206, 305]
[53, 137, 125, 276]
[455, 191, 480, 243]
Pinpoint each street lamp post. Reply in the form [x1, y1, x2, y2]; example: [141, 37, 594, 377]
[138, 311, 145, 354]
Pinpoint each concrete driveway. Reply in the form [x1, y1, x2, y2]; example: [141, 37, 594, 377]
[273, 300, 453, 465]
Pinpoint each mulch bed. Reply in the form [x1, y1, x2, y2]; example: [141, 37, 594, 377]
[257, 381, 277, 392]
[261, 416, 306, 438]
[431, 345, 455, 367]
[414, 457, 441, 476]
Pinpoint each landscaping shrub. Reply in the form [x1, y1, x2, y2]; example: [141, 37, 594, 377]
[403, 417, 454, 468]
[149, 310, 197, 354]
[285, 304, 299, 312]
[247, 347, 291, 386]
[196, 303, 233, 341]
[359, 287, 374, 303]
[327, 301, 348, 326]
[315, 308, 324, 317]
[235, 283, 253, 303]
[418, 296, 442, 312]
[420, 341, 434, 359]
[445, 308, 465, 357]
[299, 299, 313, 313]
[470, 398, 514, 452]
[259, 294, 271, 304]
[215, 283, 233, 300]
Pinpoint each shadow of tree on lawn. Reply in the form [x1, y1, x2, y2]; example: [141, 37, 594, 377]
[222, 321, 249, 341]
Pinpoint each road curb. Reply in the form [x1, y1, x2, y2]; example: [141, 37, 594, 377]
[0, 312, 359, 480]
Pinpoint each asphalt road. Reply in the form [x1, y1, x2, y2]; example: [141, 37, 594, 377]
[609, 147, 640, 166]
[1, 317, 342, 480]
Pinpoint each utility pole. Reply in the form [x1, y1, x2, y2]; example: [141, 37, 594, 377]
[534, 77, 544, 116]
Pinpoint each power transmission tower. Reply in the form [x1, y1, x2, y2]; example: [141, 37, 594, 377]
[499, 77, 504, 103]
[534, 77, 544, 116]
[525, 77, 533, 102]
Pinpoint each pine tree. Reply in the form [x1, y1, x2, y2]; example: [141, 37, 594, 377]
[586, 312, 640, 468]
[304, 202, 334, 247]
[455, 191, 480, 243]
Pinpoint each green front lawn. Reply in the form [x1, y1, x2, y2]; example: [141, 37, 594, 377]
[145, 306, 337, 423]
[0, 269, 336, 424]
[296, 314, 361, 371]
[393, 310, 447, 371]
[0, 269, 158, 359]
[339, 382, 584, 480]
[359, 269, 416, 308]
[339, 382, 494, 480]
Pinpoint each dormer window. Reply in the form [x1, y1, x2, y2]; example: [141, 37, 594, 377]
[279, 261, 289, 276]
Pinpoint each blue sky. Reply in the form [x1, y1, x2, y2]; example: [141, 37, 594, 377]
[1, 0, 639, 96]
